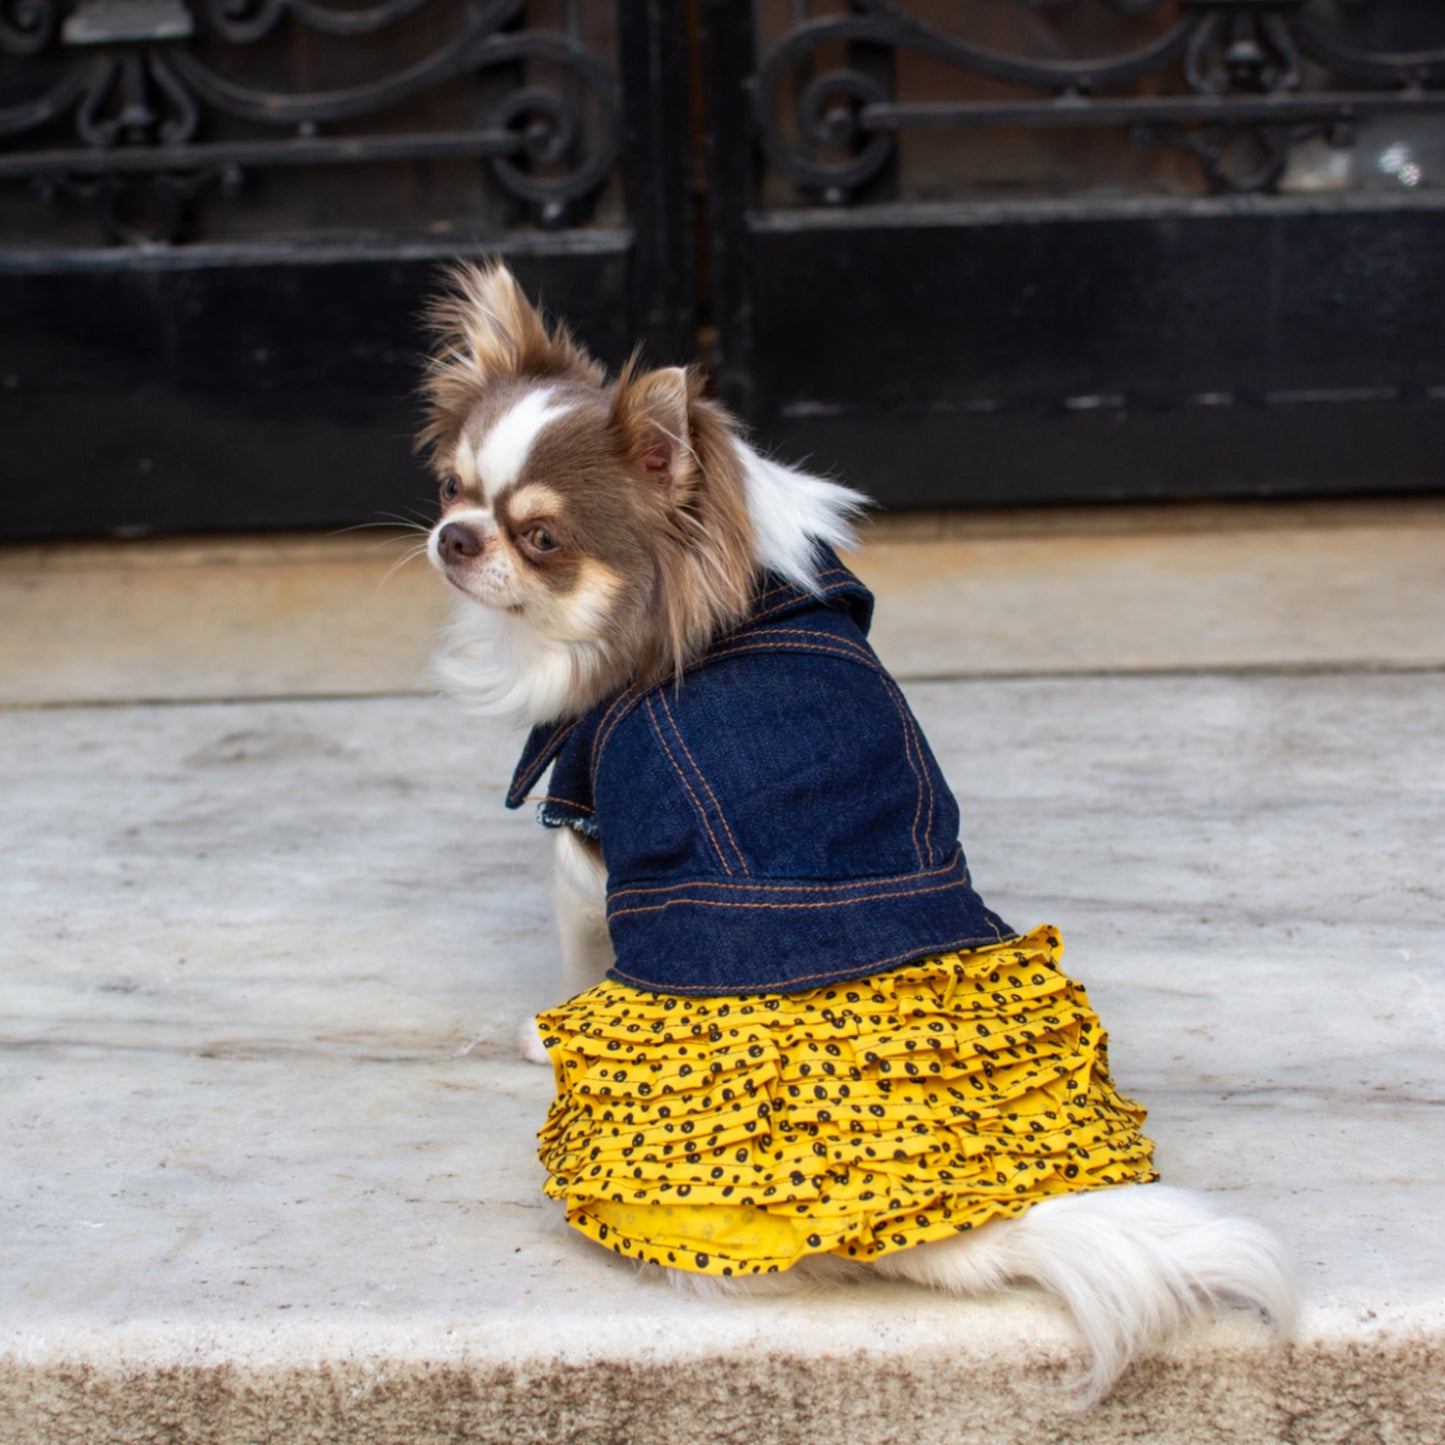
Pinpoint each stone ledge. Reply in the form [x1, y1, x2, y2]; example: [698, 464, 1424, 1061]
[4, 671, 1443, 1441]
[3, 498, 1443, 707]
[4, 1323, 1443, 1445]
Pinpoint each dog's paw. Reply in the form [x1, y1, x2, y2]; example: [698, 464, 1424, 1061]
[517, 1017, 551, 1066]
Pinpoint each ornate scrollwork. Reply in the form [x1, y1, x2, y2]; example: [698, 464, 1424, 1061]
[1185, 11, 1302, 97]
[76, 52, 199, 148]
[787, 67, 893, 202]
[754, 0, 1445, 200]
[206, 0, 434, 45]
[0, 0, 57, 55]
[1164, 7, 1307, 191]
[0, 61, 92, 137]
[0, 0, 620, 243]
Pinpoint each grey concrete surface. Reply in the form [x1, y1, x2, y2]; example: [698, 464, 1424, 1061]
[3, 498, 1442, 707]
[2, 506, 1444, 1442]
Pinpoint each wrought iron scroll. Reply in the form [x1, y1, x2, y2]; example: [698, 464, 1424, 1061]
[0, 0, 620, 244]
[754, 0, 1445, 201]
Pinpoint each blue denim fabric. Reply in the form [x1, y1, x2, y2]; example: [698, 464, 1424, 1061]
[507, 549, 1013, 995]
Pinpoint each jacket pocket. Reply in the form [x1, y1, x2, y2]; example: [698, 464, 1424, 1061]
[644, 691, 751, 877]
[648, 649, 942, 882]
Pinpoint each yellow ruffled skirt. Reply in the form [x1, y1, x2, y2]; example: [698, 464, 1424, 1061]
[535, 925, 1157, 1276]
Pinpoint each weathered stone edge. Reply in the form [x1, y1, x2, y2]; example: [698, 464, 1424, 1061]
[2, 1337, 1441, 1445]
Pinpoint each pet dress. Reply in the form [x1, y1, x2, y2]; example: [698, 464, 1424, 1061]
[513, 553, 1158, 1275]
[536, 925, 1157, 1276]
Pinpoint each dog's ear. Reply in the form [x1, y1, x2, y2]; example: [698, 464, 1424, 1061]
[612, 361, 699, 504]
[418, 261, 603, 458]
[424, 261, 602, 384]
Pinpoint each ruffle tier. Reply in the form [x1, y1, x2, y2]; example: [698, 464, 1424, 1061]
[535, 925, 1157, 1276]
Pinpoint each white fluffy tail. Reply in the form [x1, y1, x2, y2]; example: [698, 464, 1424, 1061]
[874, 1184, 1295, 1402]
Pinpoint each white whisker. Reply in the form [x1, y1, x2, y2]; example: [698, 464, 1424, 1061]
[376, 542, 430, 591]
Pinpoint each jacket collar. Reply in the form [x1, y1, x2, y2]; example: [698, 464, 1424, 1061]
[730, 546, 873, 637]
[507, 547, 872, 808]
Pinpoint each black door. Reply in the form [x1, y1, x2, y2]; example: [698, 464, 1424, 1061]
[3, 1, 1444, 536]
[0, 0, 692, 536]
[700, 0, 1445, 508]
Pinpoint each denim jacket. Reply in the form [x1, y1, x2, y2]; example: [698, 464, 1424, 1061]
[507, 550, 1013, 995]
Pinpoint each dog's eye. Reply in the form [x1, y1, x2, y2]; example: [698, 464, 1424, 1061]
[439, 475, 460, 503]
[528, 527, 560, 554]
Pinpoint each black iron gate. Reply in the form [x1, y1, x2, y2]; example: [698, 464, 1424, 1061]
[701, 0, 1445, 509]
[2, 1, 1444, 537]
[0, 0, 693, 536]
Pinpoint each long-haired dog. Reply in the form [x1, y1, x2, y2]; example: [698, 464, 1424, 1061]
[419, 261, 1293, 1402]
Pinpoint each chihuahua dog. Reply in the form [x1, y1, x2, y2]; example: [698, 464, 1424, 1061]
[420, 261, 1293, 1401]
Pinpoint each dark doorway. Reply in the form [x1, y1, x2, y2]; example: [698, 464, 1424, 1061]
[3, 2, 1443, 536]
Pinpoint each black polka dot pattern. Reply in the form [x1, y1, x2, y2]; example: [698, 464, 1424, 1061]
[534, 925, 1158, 1276]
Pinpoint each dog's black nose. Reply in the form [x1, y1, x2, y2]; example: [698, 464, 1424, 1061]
[437, 521, 483, 564]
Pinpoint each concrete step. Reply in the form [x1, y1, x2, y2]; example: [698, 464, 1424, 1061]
[2, 501, 1443, 1442]
[2, 497, 1442, 708]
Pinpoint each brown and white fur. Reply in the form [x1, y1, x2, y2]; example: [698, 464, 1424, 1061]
[421, 261, 1294, 1402]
